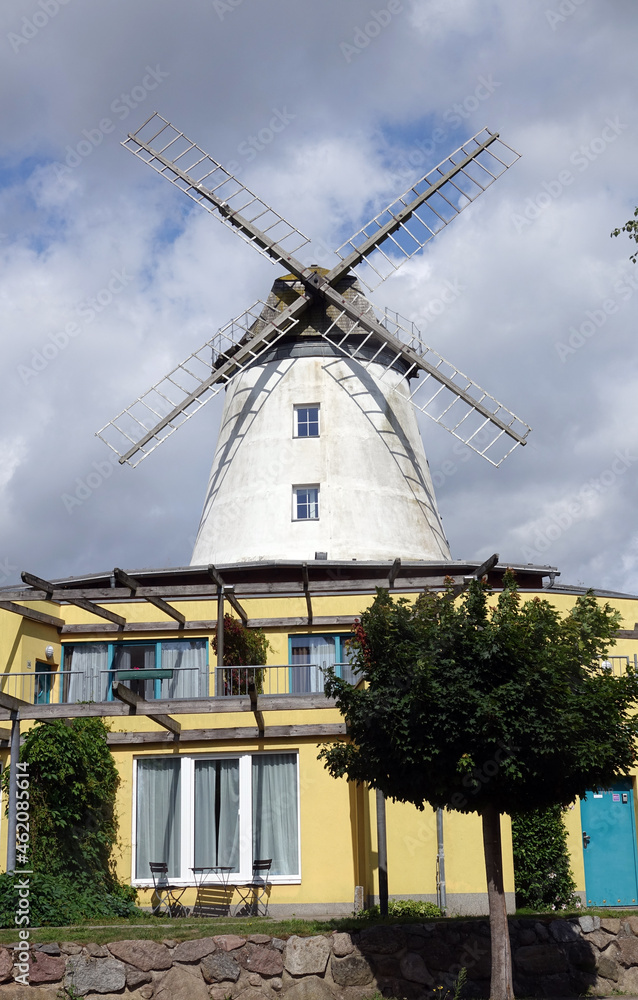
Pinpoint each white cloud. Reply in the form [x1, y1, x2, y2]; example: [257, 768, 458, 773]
[0, 0, 636, 593]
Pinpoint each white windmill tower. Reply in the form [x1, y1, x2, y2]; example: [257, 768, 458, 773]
[97, 115, 530, 566]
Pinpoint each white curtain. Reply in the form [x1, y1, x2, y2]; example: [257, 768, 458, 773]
[194, 759, 240, 870]
[63, 644, 109, 703]
[290, 636, 335, 693]
[136, 758, 181, 878]
[252, 754, 299, 876]
[161, 641, 207, 698]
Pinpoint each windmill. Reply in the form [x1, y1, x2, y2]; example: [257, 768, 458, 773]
[97, 114, 530, 565]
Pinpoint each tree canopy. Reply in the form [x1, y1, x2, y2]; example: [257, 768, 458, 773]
[611, 206, 638, 264]
[320, 573, 638, 816]
[319, 573, 638, 1000]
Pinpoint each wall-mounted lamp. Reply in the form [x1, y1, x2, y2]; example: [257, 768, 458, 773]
[45, 645, 54, 660]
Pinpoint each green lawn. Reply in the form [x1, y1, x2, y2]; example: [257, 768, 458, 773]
[0, 907, 632, 947]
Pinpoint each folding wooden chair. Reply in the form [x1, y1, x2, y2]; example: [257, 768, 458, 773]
[149, 861, 188, 917]
[233, 859, 272, 917]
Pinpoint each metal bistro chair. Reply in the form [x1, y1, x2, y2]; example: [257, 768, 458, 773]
[149, 861, 188, 917]
[233, 859, 272, 917]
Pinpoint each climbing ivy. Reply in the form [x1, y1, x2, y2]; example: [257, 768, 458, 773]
[2, 718, 121, 886]
[0, 717, 139, 925]
[511, 804, 579, 910]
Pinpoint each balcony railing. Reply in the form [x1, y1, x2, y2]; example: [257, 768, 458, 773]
[0, 663, 358, 706]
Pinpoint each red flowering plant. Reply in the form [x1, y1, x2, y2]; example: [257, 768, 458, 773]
[212, 614, 271, 695]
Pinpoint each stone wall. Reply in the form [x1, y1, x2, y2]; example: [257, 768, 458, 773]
[1, 916, 637, 999]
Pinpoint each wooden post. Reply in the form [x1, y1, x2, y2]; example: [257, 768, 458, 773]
[6, 714, 19, 871]
[376, 788, 388, 916]
[436, 807, 447, 913]
[217, 586, 224, 667]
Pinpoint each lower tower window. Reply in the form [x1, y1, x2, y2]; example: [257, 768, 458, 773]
[293, 485, 319, 520]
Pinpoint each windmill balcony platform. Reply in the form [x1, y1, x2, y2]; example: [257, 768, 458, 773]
[0, 662, 357, 708]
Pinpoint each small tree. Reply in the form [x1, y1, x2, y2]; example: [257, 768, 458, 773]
[611, 207, 638, 263]
[319, 573, 638, 1000]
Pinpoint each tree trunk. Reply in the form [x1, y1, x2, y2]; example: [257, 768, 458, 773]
[482, 804, 514, 1000]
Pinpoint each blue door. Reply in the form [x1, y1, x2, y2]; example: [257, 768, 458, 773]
[581, 780, 638, 906]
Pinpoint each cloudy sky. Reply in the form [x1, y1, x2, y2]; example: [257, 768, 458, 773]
[0, 0, 636, 594]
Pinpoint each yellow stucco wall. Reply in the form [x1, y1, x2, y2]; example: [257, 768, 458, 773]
[0, 584, 637, 913]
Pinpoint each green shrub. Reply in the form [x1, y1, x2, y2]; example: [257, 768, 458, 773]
[357, 899, 442, 920]
[512, 804, 579, 910]
[0, 872, 140, 927]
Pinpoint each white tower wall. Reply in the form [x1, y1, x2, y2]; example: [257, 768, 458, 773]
[191, 352, 450, 565]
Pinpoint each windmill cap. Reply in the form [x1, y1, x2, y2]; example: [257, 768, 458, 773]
[278, 266, 330, 280]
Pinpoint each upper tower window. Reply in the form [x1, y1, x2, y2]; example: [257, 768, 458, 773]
[294, 405, 320, 438]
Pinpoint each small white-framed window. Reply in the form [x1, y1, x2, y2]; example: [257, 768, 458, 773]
[293, 485, 319, 520]
[293, 405, 320, 438]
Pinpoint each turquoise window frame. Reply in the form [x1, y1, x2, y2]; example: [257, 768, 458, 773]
[58, 639, 207, 702]
[287, 633, 350, 691]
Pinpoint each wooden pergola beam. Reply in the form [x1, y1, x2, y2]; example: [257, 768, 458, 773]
[0, 600, 64, 629]
[207, 566, 248, 623]
[0, 692, 334, 722]
[113, 567, 185, 626]
[248, 679, 265, 736]
[463, 553, 499, 584]
[106, 722, 347, 744]
[113, 682, 181, 737]
[302, 563, 313, 625]
[0, 692, 29, 712]
[21, 572, 126, 628]
[388, 557, 401, 589]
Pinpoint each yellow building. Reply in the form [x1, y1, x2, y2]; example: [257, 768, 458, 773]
[1, 558, 635, 916]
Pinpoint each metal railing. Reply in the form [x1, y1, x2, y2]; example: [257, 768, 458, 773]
[598, 655, 637, 676]
[0, 663, 358, 705]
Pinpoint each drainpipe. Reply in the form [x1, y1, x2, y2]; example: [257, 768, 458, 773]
[376, 789, 388, 916]
[436, 807, 447, 913]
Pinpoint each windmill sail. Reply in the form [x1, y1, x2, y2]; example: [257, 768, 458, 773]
[332, 129, 520, 290]
[96, 294, 308, 466]
[99, 275, 529, 469]
[98, 114, 529, 469]
[317, 292, 530, 467]
[122, 113, 311, 267]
